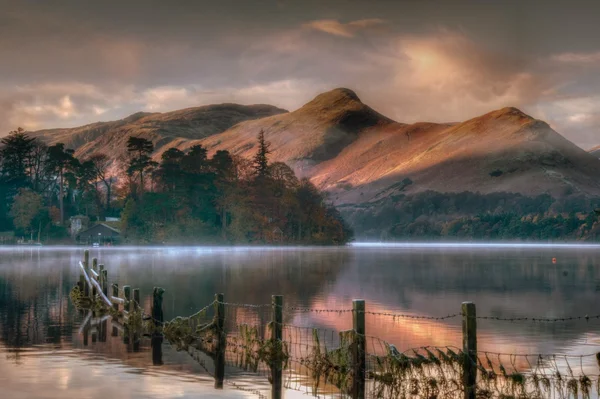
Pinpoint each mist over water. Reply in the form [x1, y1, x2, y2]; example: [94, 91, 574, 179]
[1, 244, 600, 398]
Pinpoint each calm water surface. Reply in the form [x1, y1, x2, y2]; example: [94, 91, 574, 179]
[1, 244, 600, 398]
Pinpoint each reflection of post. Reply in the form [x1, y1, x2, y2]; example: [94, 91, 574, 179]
[271, 295, 283, 399]
[352, 299, 366, 399]
[152, 287, 165, 365]
[100, 319, 107, 342]
[462, 302, 477, 399]
[151, 333, 163, 365]
[214, 293, 225, 389]
[83, 322, 90, 346]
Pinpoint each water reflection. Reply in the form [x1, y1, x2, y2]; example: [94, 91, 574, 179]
[1, 246, 600, 398]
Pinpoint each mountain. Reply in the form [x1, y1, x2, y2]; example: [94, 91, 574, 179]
[590, 145, 600, 158]
[30, 103, 287, 159]
[31, 88, 600, 204]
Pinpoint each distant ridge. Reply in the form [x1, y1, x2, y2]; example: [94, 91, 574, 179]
[30, 88, 600, 203]
[590, 145, 600, 158]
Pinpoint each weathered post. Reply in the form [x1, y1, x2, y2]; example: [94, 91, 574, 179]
[101, 269, 108, 297]
[271, 295, 283, 399]
[111, 284, 119, 337]
[91, 257, 98, 297]
[112, 284, 119, 312]
[462, 302, 477, 399]
[132, 288, 141, 351]
[152, 287, 165, 327]
[83, 250, 90, 299]
[214, 293, 225, 389]
[352, 299, 366, 399]
[123, 285, 131, 345]
[123, 285, 131, 312]
[133, 288, 140, 311]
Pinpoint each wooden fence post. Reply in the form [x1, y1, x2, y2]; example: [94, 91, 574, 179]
[101, 269, 108, 297]
[133, 288, 140, 311]
[152, 287, 164, 327]
[112, 284, 119, 312]
[83, 250, 91, 299]
[271, 295, 283, 399]
[214, 293, 225, 389]
[352, 299, 366, 399]
[123, 285, 132, 344]
[91, 258, 98, 297]
[111, 283, 119, 337]
[123, 285, 131, 312]
[462, 302, 477, 399]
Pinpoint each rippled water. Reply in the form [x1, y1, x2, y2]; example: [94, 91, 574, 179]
[1, 244, 600, 398]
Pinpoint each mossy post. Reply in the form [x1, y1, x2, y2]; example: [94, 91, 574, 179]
[112, 284, 119, 312]
[462, 302, 477, 399]
[123, 286, 131, 344]
[124, 285, 131, 312]
[112, 284, 119, 337]
[83, 250, 90, 299]
[91, 258, 98, 297]
[133, 288, 140, 311]
[101, 269, 108, 297]
[214, 293, 225, 389]
[151, 287, 165, 366]
[271, 295, 283, 399]
[352, 299, 366, 399]
[152, 287, 165, 327]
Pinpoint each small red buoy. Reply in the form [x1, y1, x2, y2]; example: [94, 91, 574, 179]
[552, 258, 557, 264]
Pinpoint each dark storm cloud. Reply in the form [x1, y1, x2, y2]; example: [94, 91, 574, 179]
[1, 0, 599, 148]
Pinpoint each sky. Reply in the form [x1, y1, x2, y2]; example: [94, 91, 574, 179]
[1, 0, 599, 149]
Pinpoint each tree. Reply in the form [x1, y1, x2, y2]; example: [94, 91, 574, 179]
[88, 153, 113, 215]
[9, 188, 43, 235]
[0, 128, 36, 189]
[29, 141, 50, 193]
[157, 148, 185, 192]
[253, 130, 271, 179]
[46, 143, 76, 225]
[126, 136, 157, 197]
[75, 159, 102, 217]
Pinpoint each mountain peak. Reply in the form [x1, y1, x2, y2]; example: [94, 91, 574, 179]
[491, 106, 535, 120]
[303, 88, 363, 110]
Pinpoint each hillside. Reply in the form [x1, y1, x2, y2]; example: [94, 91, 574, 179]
[31, 103, 288, 160]
[31, 88, 600, 204]
[590, 145, 600, 158]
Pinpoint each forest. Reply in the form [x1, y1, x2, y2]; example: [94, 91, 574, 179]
[0, 129, 353, 245]
[343, 190, 600, 241]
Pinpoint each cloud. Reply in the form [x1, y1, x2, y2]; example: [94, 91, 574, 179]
[302, 18, 386, 38]
[551, 51, 600, 64]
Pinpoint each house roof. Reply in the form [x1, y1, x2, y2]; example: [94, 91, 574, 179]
[78, 223, 120, 236]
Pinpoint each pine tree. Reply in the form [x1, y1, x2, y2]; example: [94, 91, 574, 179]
[253, 130, 271, 179]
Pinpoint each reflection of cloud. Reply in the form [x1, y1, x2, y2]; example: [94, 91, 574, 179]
[302, 18, 386, 38]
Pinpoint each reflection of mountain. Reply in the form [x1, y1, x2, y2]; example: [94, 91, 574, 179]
[303, 247, 600, 357]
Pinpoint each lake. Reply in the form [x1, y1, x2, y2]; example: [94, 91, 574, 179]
[1, 244, 600, 398]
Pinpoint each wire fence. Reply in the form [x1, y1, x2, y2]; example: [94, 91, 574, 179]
[71, 250, 600, 399]
[155, 296, 600, 399]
